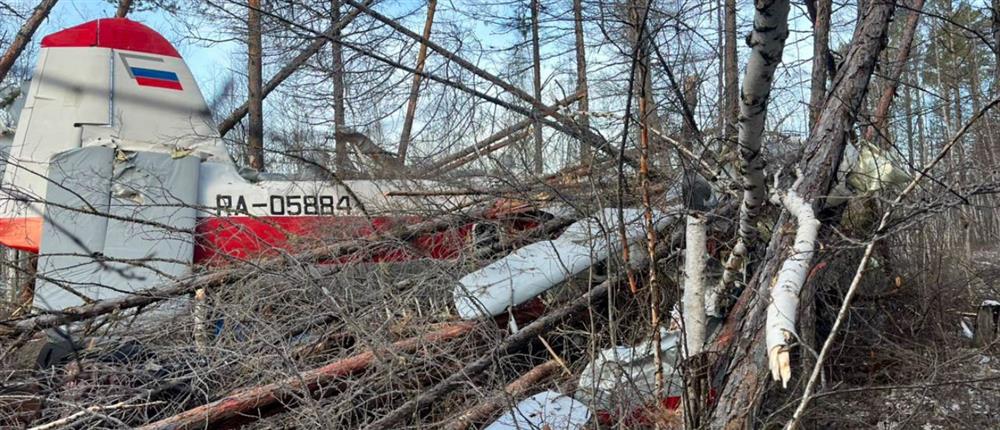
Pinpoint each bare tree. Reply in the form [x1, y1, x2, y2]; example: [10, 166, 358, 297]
[0, 0, 58, 85]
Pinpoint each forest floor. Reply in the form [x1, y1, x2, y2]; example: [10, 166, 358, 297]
[808, 248, 1000, 429]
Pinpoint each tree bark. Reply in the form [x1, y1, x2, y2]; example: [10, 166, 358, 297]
[808, 0, 831, 129]
[247, 0, 265, 171]
[216, 1, 369, 137]
[723, 0, 738, 143]
[397, 0, 437, 165]
[0, 0, 59, 85]
[716, 0, 791, 305]
[332, 0, 349, 172]
[573, 0, 591, 163]
[530, 0, 544, 174]
[866, 0, 924, 148]
[709, 2, 896, 428]
[115, 0, 133, 17]
[735, 0, 790, 247]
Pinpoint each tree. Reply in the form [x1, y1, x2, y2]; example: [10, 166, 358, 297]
[247, 0, 265, 170]
[0, 0, 59, 86]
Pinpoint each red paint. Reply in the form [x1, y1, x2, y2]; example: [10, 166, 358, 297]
[41, 18, 181, 58]
[135, 77, 183, 90]
[194, 215, 472, 264]
[0, 217, 42, 252]
[0, 214, 474, 264]
[594, 389, 717, 426]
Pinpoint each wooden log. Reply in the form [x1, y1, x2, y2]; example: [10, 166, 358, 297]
[425, 93, 580, 175]
[138, 322, 476, 430]
[444, 360, 561, 430]
[974, 300, 999, 348]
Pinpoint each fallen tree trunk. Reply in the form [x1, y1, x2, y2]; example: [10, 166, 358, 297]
[138, 322, 476, 430]
[425, 93, 581, 175]
[709, 2, 896, 428]
[339, 0, 633, 168]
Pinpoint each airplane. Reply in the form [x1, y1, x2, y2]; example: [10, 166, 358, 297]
[0, 18, 536, 311]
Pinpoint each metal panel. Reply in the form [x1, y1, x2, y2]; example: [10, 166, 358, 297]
[34, 148, 199, 311]
[34, 146, 114, 310]
[98, 151, 198, 290]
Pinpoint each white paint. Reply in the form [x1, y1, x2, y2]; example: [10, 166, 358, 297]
[453, 208, 677, 320]
[484, 390, 590, 430]
[577, 327, 683, 411]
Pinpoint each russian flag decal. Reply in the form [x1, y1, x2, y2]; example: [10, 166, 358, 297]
[120, 53, 183, 91]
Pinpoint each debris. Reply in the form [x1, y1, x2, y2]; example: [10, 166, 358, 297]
[482, 390, 590, 430]
[453, 208, 675, 319]
[446, 360, 561, 430]
[576, 327, 683, 413]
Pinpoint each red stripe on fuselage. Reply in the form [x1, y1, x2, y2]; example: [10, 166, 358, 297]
[194, 215, 472, 264]
[0, 217, 43, 253]
[135, 77, 183, 90]
[0, 215, 472, 263]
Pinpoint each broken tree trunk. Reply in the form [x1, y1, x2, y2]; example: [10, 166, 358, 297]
[866, 0, 924, 148]
[709, 2, 896, 427]
[0, 0, 59, 85]
[397, 0, 437, 164]
[139, 322, 476, 430]
[216, 0, 371, 137]
[765, 174, 820, 389]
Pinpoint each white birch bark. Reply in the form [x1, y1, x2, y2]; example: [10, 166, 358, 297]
[766, 175, 820, 388]
[737, 0, 790, 238]
[682, 214, 708, 356]
[717, 0, 791, 305]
